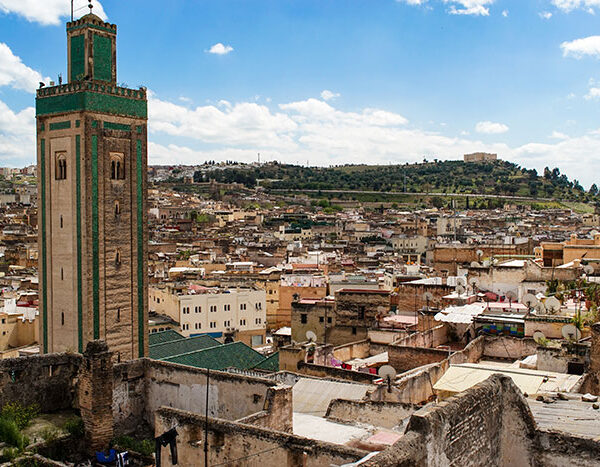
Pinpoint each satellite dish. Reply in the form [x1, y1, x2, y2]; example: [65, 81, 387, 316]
[533, 331, 546, 344]
[482, 260, 491, 267]
[534, 302, 546, 314]
[423, 292, 434, 302]
[506, 291, 517, 302]
[584, 265, 594, 275]
[476, 249, 484, 258]
[561, 324, 582, 341]
[470, 261, 480, 268]
[545, 297, 561, 314]
[378, 365, 397, 379]
[456, 285, 466, 295]
[523, 293, 539, 309]
[457, 278, 466, 286]
[306, 330, 317, 342]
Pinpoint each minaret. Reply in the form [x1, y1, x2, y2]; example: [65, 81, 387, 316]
[36, 9, 148, 360]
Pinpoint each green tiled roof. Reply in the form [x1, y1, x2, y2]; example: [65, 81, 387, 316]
[149, 330, 185, 346]
[163, 341, 266, 371]
[253, 352, 279, 372]
[150, 335, 222, 360]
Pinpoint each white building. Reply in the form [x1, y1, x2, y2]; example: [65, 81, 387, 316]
[149, 285, 267, 347]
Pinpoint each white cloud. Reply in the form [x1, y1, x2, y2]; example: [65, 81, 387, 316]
[539, 11, 553, 19]
[502, 9, 508, 17]
[552, 0, 600, 13]
[561, 36, 600, 58]
[0, 99, 35, 165]
[207, 43, 234, 55]
[445, 0, 494, 16]
[550, 131, 569, 139]
[475, 121, 509, 134]
[320, 90, 340, 101]
[585, 87, 600, 99]
[396, 0, 428, 5]
[0, 0, 106, 26]
[0, 43, 49, 92]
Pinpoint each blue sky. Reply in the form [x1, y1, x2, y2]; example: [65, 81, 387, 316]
[1, 0, 599, 186]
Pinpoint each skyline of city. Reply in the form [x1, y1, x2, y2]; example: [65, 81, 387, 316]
[1, 0, 599, 186]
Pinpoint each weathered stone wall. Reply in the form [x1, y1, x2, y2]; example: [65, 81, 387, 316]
[370, 336, 484, 405]
[332, 339, 371, 361]
[296, 361, 380, 384]
[482, 335, 537, 360]
[112, 358, 148, 436]
[364, 375, 538, 466]
[0, 353, 81, 412]
[154, 407, 366, 467]
[386, 346, 450, 373]
[326, 399, 417, 429]
[144, 359, 286, 428]
[394, 283, 452, 313]
[394, 324, 448, 348]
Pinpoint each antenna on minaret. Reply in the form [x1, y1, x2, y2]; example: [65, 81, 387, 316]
[71, 0, 74, 21]
[258, 153, 260, 164]
[88, 0, 93, 14]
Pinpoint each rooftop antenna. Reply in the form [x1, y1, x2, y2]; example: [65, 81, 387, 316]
[88, 0, 93, 14]
[71, 0, 74, 21]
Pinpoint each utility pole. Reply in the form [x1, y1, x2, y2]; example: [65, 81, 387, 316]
[204, 369, 210, 466]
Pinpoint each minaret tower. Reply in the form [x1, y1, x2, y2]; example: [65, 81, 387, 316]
[36, 5, 148, 360]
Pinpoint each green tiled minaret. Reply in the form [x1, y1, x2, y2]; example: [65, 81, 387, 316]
[36, 10, 148, 360]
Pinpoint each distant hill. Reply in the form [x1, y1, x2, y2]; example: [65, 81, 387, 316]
[194, 160, 598, 203]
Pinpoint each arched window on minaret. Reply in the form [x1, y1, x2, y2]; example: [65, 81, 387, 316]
[110, 153, 125, 180]
[56, 153, 67, 180]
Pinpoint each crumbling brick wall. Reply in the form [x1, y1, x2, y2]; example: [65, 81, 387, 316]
[154, 406, 366, 467]
[0, 353, 81, 412]
[364, 375, 538, 466]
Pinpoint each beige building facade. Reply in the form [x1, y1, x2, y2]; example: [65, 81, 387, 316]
[150, 286, 267, 347]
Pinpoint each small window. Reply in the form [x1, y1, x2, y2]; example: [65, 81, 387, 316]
[60, 215, 63, 228]
[115, 201, 120, 216]
[110, 154, 125, 180]
[300, 314, 307, 324]
[61, 267, 64, 280]
[115, 249, 121, 265]
[61, 312, 65, 326]
[319, 316, 324, 323]
[55, 153, 67, 180]
[116, 308, 121, 322]
[327, 317, 332, 324]
[352, 326, 357, 335]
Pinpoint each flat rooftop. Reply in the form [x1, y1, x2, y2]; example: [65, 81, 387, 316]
[528, 398, 600, 439]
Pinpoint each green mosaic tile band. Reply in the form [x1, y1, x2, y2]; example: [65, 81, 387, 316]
[137, 139, 144, 357]
[36, 92, 147, 118]
[104, 122, 131, 131]
[49, 121, 71, 131]
[93, 34, 112, 82]
[76, 135, 83, 352]
[70, 35, 85, 82]
[92, 134, 100, 339]
[40, 139, 48, 353]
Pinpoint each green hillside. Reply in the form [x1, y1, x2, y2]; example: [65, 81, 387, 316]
[194, 160, 598, 203]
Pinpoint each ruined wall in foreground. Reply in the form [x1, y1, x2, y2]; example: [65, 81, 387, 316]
[364, 375, 538, 466]
[112, 358, 291, 434]
[0, 353, 82, 412]
[154, 407, 366, 467]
